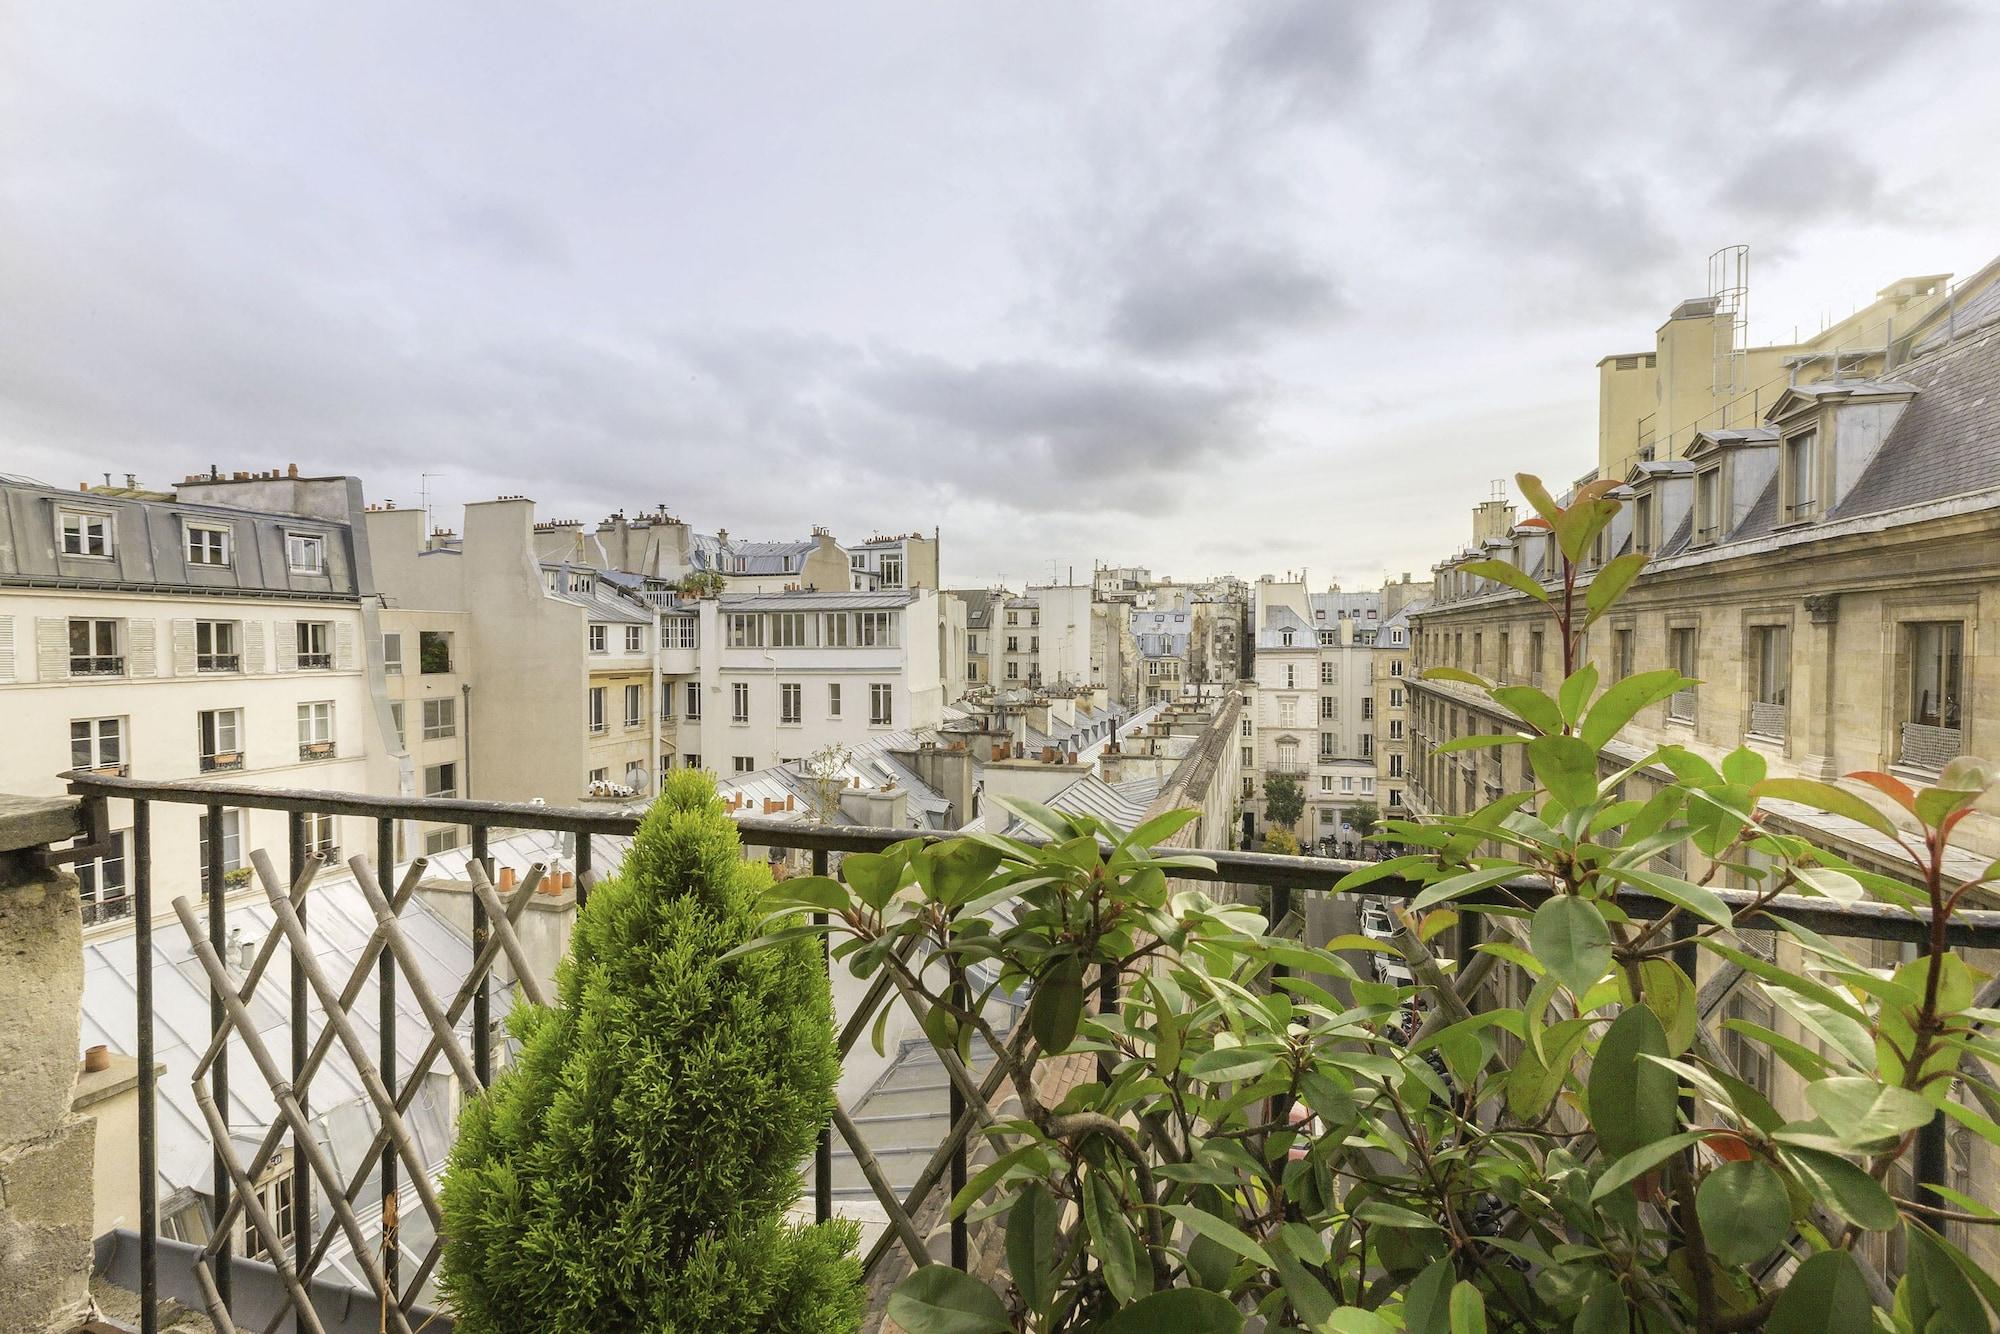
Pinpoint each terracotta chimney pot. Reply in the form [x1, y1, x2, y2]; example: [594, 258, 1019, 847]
[84, 1044, 111, 1073]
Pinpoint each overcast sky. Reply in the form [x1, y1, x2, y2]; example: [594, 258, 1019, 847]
[5, 3, 1996, 589]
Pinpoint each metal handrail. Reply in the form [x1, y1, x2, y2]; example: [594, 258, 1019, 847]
[51, 767, 2000, 1333]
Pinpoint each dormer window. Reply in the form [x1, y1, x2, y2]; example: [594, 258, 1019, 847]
[1782, 431, 1818, 522]
[1632, 492, 1654, 555]
[59, 509, 113, 557]
[1694, 468, 1720, 544]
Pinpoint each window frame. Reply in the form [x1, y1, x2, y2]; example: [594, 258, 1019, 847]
[59, 507, 115, 558]
[186, 522, 232, 567]
[731, 681, 750, 723]
[869, 682, 893, 726]
[285, 531, 328, 574]
[422, 697, 457, 740]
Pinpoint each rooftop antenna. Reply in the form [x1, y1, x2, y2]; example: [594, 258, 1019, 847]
[421, 473, 442, 535]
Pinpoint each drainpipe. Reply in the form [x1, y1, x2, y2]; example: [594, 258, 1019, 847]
[652, 612, 664, 795]
[461, 683, 473, 799]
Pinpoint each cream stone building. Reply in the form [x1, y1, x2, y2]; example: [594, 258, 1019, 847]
[0, 471, 399, 923]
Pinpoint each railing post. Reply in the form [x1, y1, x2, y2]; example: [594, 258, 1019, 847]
[471, 824, 491, 1088]
[575, 829, 592, 909]
[1917, 1111, 1949, 1216]
[205, 800, 231, 1311]
[376, 816, 400, 1300]
[812, 847, 833, 1227]
[134, 800, 158, 1334]
[949, 973, 969, 1271]
[288, 811, 311, 1312]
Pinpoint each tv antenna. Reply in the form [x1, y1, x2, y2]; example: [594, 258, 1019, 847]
[421, 473, 442, 534]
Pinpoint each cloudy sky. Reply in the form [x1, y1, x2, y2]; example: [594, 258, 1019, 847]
[5, 3, 1996, 589]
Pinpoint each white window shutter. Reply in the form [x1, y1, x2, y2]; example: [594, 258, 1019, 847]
[334, 620, 356, 671]
[0, 616, 13, 682]
[243, 620, 266, 673]
[37, 617, 68, 680]
[127, 618, 158, 677]
[275, 620, 297, 671]
[171, 619, 197, 675]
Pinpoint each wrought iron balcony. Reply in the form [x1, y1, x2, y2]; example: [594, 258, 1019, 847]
[1900, 721, 1963, 772]
[70, 655, 126, 677]
[197, 653, 241, 673]
[41, 768, 2000, 1334]
[297, 652, 334, 670]
[298, 741, 337, 762]
[200, 752, 244, 773]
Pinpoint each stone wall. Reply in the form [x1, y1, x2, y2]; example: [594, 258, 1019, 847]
[0, 795, 92, 1334]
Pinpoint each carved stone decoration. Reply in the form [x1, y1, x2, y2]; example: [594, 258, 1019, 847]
[1803, 593, 1841, 624]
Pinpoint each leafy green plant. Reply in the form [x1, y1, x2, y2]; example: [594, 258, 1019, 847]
[1263, 771, 1306, 832]
[439, 769, 862, 1333]
[744, 474, 2000, 1332]
[1262, 826, 1302, 856]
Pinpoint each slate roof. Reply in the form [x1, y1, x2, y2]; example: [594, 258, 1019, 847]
[1137, 631, 1189, 659]
[541, 563, 654, 622]
[1829, 330, 2000, 520]
[1255, 605, 1316, 649]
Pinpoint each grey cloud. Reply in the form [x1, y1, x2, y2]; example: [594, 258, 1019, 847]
[1719, 139, 1889, 225]
[1221, 0, 1370, 111]
[1107, 242, 1346, 356]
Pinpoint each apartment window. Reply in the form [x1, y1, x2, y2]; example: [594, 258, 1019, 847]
[382, 632, 403, 675]
[1361, 734, 1374, 759]
[1341, 776, 1353, 793]
[60, 509, 112, 557]
[1613, 629, 1634, 681]
[589, 767, 608, 786]
[1749, 626, 1790, 736]
[661, 688, 673, 721]
[1388, 788, 1403, 809]
[423, 827, 461, 855]
[1472, 633, 1483, 674]
[588, 687, 608, 733]
[1783, 431, 1817, 521]
[1282, 664, 1296, 688]
[880, 555, 903, 587]
[1695, 468, 1720, 542]
[733, 756, 756, 774]
[423, 698, 457, 740]
[1278, 697, 1298, 727]
[199, 809, 244, 888]
[684, 753, 703, 770]
[769, 613, 810, 647]
[1389, 753, 1405, 778]
[1281, 631, 1294, 647]
[823, 614, 850, 648]
[69, 619, 122, 676]
[1389, 687, 1403, 708]
[1389, 719, 1404, 740]
[1320, 774, 1335, 794]
[780, 682, 802, 724]
[1005, 661, 1019, 680]
[1242, 745, 1254, 767]
[1320, 661, 1335, 684]
[685, 682, 702, 719]
[1318, 695, 1335, 720]
[304, 811, 337, 857]
[1361, 697, 1374, 721]
[727, 614, 763, 648]
[665, 617, 698, 649]
[296, 621, 332, 669]
[588, 624, 607, 654]
[243, 1173, 295, 1262]
[424, 762, 457, 799]
[731, 681, 750, 722]
[389, 702, 405, 746]
[1633, 493, 1654, 554]
[828, 683, 842, 717]
[187, 523, 231, 566]
[77, 829, 131, 924]
[870, 683, 893, 726]
[286, 532, 326, 573]
[298, 701, 335, 760]
[1242, 775, 1254, 798]
[1361, 777, 1375, 795]
[196, 620, 240, 672]
[1391, 658, 1404, 677]
[1275, 738, 1300, 772]
[198, 709, 243, 772]
[1007, 636, 1020, 653]
[857, 612, 896, 647]
[1668, 627, 1698, 722]
[71, 717, 125, 774]
[1319, 732, 1337, 760]
[625, 684, 645, 727]
[1908, 622, 1964, 731]
[1528, 630, 1544, 683]
[1006, 611, 1019, 626]
[625, 625, 646, 653]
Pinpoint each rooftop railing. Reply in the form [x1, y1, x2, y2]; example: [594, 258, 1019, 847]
[47, 768, 2000, 1332]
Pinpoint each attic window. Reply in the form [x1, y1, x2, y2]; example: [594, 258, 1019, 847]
[1633, 493, 1654, 554]
[1783, 431, 1818, 522]
[1695, 468, 1720, 544]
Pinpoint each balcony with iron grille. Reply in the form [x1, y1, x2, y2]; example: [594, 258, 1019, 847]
[6, 772, 2000, 1333]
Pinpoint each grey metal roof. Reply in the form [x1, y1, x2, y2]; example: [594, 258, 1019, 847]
[1830, 331, 2000, 520]
[1137, 631, 1189, 659]
[0, 479, 360, 598]
[540, 563, 654, 622]
[719, 590, 919, 612]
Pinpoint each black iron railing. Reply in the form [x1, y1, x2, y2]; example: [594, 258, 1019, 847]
[47, 769, 2000, 1333]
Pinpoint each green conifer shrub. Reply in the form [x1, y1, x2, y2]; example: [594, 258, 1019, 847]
[438, 769, 862, 1333]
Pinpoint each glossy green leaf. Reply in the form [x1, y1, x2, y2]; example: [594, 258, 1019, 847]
[1588, 1005, 1677, 1159]
[1531, 895, 1612, 997]
[1902, 1222, 1989, 1333]
[1696, 1159, 1790, 1267]
[1118, 805, 1200, 852]
[1506, 1018, 1590, 1120]
[1401, 1258, 1455, 1334]
[1584, 552, 1648, 620]
[1005, 1183, 1059, 1315]
[1590, 1131, 1704, 1201]
[1527, 733, 1601, 808]
[885, 1265, 1011, 1334]
[1457, 558, 1551, 603]
[1268, 1240, 1338, 1326]
[1765, 1249, 1872, 1334]
[1164, 1204, 1273, 1269]
[1490, 685, 1564, 736]
[842, 851, 905, 910]
[1751, 777, 1898, 838]
[1605, 866, 1733, 928]
[1409, 865, 1524, 912]
[1781, 1146, 1898, 1230]
[1421, 666, 1493, 688]
[1448, 1280, 1487, 1334]
[1517, 472, 1561, 525]
[1029, 959, 1085, 1053]
[1805, 1077, 1934, 1148]
[1092, 1288, 1245, 1334]
[1558, 663, 1599, 726]
[1581, 669, 1690, 749]
[1083, 1171, 1145, 1303]
[1636, 959, 1698, 1056]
